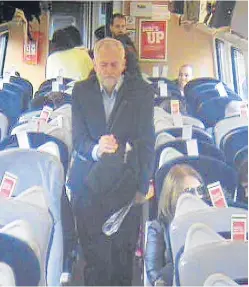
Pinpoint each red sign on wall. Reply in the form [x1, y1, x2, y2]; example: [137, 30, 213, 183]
[23, 31, 42, 65]
[139, 20, 167, 61]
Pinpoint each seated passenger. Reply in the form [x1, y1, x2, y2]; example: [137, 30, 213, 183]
[30, 91, 69, 110]
[174, 64, 193, 96]
[144, 164, 206, 286]
[46, 26, 93, 81]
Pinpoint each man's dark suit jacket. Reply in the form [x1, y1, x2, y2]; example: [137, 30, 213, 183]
[68, 73, 155, 219]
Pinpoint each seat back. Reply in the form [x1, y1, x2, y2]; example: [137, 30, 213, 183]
[0, 133, 69, 174]
[0, 111, 8, 141]
[154, 107, 204, 133]
[155, 132, 176, 150]
[0, 197, 51, 286]
[178, 223, 248, 286]
[158, 147, 183, 170]
[196, 97, 237, 128]
[37, 78, 74, 98]
[214, 116, 248, 148]
[204, 273, 240, 286]
[9, 77, 31, 111]
[170, 202, 247, 267]
[157, 126, 213, 144]
[0, 149, 64, 285]
[155, 139, 225, 171]
[221, 126, 248, 165]
[184, 78, 220, 95]
[10, 76, 33, 101]
[0, 89, 23, 128]
[11, 116, 72, 155]
[0, 220, 41, 286]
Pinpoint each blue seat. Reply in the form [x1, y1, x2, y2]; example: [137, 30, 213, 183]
[177, 223, 248, 286]
[155, 155, 238, 201]
[0, 111, 8, 141]
[196, 97, 241, 128]
[167, 194, 248, 286]
[154, 139, 225, 173]
[37, 78, 74, 97]
[234, 145, 248, 168]
[184, 77, 221, 94]
[3, 82, 27, 111]
[148, 77, 182, 97]
[156, 126, 213, 145]
[0, 132, 69, 174]
[184, 79, 240, 116]
[0, 229, 40, 286]
[193, 88, 239, 112]
[0, 89, 23, 129]
[0, 148, 65, 285]
[220, 126, 248, 165]
[10, 76, 33, 109]
[188, 88, 239, 117]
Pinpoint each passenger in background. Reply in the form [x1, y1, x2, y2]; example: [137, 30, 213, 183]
[110, 14, 140, 77]
[169, 65, 193, 113]
[46, 26, 93, 81]
[30, 91, 68, 110]
[175, 64, 193, 96]
[110, 13, 127, 38]
[114, 34, 141, 77]
[145, 164, 206, 286]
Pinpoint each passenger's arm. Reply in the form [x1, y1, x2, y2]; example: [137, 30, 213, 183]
[72, 83, 97, 160]
[136, 87, 155, 196]
[144, 221, 167, 286]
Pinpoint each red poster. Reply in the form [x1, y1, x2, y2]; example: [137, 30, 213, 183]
[139, 20, 167, 61]
[23, 31, 42, 65]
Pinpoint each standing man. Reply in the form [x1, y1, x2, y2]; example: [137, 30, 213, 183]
[109, 13, 127, 37]
[110, 13, 140, 76]
[69, 38, 155, 285]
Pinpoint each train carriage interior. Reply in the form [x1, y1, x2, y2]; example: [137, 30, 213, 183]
[0, 0, 248, 286]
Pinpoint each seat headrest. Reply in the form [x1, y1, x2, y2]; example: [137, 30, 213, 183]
[0, 221, 41, 286]
[155, 132, 175, 149]
[159, 147, 183, 169]
[204, 273, 239, 286]
[37, 141, 61, 161]
[184, 223, 225, 251]
[0, 149, 64, 221]
[0, 262, 16, 286]
[175, 193, 209, 218]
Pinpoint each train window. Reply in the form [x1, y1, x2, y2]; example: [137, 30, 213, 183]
[215, 39, 226, 82]
[49, 15, 77, 40]
[231, 47, 248, 99]
[0, 33, 8, 77]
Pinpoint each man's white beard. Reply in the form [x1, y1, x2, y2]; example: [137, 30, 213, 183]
[102, 77, 117, 91]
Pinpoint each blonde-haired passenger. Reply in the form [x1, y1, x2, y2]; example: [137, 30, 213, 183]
[145, 164, 205, 286]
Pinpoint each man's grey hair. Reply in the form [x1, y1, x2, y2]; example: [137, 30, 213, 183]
[93, 37, 125, 60]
